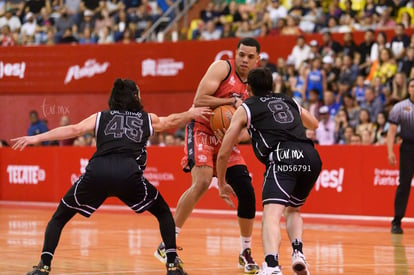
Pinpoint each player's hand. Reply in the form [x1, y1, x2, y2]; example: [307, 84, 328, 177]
[214, 128, 226, 142]
[234, 97, 243, 108]
[218, 182, 236, 208]
[188, 105, 213, 122]
[10, 136, 39, 151]
[388, 152, 397, 166]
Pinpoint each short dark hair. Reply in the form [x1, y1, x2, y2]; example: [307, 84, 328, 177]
[108, 78, 143, 112]
[247, 67, 273, 96]
[408, 78, 414, 87]
[237, 37, 261, 53]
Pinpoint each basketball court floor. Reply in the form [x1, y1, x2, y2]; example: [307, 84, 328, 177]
[1, 201, 413, 275]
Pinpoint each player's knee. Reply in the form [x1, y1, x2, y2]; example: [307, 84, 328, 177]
[190, 179, 211, 196]
[236, 184, 256, 219]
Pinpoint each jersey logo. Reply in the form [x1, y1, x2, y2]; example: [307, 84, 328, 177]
[229, 75, 236, 86]
[403, 106, 412, 112]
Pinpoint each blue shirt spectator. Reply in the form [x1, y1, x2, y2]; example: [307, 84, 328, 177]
[27, 110, 49, 145]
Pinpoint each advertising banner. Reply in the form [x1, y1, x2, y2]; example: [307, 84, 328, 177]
[1, 145, 412, 218]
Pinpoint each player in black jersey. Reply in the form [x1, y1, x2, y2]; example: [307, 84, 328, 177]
[216, 68, 322, 275]
[11, 78, 212, 275]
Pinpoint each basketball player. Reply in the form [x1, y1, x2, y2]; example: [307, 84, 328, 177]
[11, 78, 212, 275]
[217, 68, 322, 275]
[154, 37, 261, 273]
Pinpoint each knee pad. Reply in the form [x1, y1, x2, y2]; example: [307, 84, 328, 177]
[226, 165, 256, 219]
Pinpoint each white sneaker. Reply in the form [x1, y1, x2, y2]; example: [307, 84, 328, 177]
[254, 262, 283, 275]
[291, 250, 310, 275]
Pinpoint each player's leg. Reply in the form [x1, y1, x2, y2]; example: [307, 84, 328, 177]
[285, 144, 321, 275]
[258, 203, 285, 275]
[174, 165, 214, 228]
[225, 165, 259, 274]
[147, 194, 187, 275]
[26, 194, 78, 275]
[392, 143, 414, 234]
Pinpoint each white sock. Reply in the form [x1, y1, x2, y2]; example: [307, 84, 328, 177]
[241, 236, 251, 253]
[175, 226, 181, 238]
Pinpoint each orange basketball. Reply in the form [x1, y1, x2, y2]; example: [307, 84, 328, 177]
[210, 105, 236, 132]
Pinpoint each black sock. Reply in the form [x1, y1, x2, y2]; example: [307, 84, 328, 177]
[292, 239, 303, 253]
[265, 254, 278, 267]
[166, 251, 178, 264]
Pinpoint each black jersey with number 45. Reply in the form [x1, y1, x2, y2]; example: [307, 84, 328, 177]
[241, 93, 311, 164]
[91, 110, 153, 172]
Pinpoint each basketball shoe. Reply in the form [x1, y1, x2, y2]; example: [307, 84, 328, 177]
[154, 242, 167, 263]
[291, 250, 310, 275]
[239, 248, 260, 274]
[26, 260, 50, 275]
[254, 262, 283, 275]
[166, 257, 187, 275]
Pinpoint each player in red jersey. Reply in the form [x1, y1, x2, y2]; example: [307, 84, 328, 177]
[155, 37, 261, 274]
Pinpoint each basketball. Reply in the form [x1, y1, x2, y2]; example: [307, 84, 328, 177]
[210, 105, 236, 132]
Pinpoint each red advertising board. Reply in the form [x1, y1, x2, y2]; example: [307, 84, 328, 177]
[1, 145, 412, 218]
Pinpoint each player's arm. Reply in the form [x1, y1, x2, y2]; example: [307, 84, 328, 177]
[216, 107, 247, 207]
[150, 106, 212, 132]
[193, 60, 238, 108]
[300, 107, 319, 130]
[386, 123, 398, 166]
[11, 113, 97, 151]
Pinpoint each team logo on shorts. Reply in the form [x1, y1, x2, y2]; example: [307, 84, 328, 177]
[198, 154, 207, 162]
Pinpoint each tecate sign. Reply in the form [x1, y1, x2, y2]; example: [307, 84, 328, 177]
[6, 165, 46, 184]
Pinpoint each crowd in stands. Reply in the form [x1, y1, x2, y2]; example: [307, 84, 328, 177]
[1, 0, 414, 146]
[258, 24, 413, 146]
[1, 0, 413, 45]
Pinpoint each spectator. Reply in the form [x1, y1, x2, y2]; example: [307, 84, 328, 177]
[54, 7, 76, 40]
[0, 24, 17, 46]
[390, 23, 411, 63]
[58, 27, 78, 44]
[290, 62, 308, 104]
[319, 30, 342, 57]
[220, 21, 234, 38]
[350, 133, 362, 144]
[360, 86, 384, 122]
[78, 27, 97, 44]
[59, 115, 76, 146]
[368, 48, 397, 85]
[370, 31, 390, 63]
[391, 72, 408, 101]
[342, 125, 355, 144]
[342, 93, 360, 128]
[24, 0, 51, 16]
[299, 0, 323, 33]
[303, 57, 326, 102]
[315, 105, 336, 145]
[334, 108, 349, 144]
[401, 46, 414, 78]
[377, 9, 396, 29]
[200, 2, 220, 24]
[356, 108, 373, 136]
[267, 0, 287, 29]
[342, 31, 357, 57]
[258, 52, 277, 74]
[358, 28, 375, 76]
[78, 9, 95, 34]
[304, 88, 322, 120]
[308, 39, 321, 60]
[219, 1, 242, 30]
[361, 128, 373, 144]
[338, 54, 359, 87]
[352, 74, 367, 106]
[290, 35, 311, 70]
[0, 8, 21, 32]
[324, 90, 341, 117]
[27, 110, 49, 145]
[372, 111, 388, 144]
[20, 12, 37, 44]
[200, 19, 222, 40]
[280, 15, 301, 35]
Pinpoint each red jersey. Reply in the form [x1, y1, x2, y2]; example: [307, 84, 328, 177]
[196, 59, 249, 130]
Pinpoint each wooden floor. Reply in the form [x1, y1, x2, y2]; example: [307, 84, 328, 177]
[1, 203, 414, 275]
